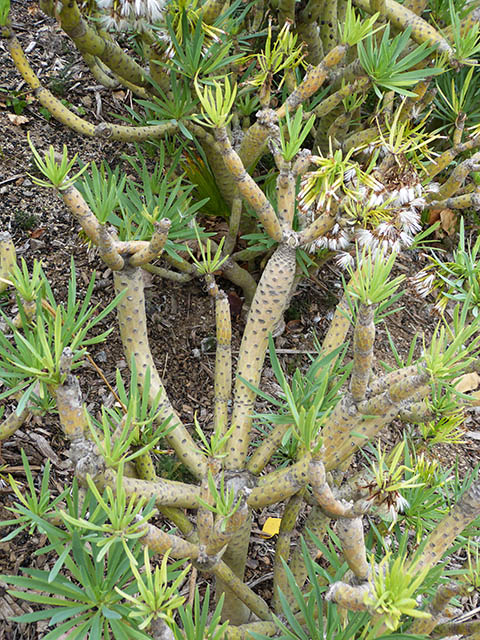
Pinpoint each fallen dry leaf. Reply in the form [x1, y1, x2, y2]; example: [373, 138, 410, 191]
[6, 113, 29, 125]
[29, 228, 46, 239]
[440, 208, 456, 236]
[454, 372, 480, 394]
[470, 390, 480, 406]
[427, 207, 442, 225]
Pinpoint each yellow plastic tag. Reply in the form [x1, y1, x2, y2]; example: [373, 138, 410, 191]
[260, 517, 281, 538]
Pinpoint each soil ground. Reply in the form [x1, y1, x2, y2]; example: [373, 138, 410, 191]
[1, 2, 480, 638]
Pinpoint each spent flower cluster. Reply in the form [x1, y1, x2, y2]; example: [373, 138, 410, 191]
[95, 0, 166, 30]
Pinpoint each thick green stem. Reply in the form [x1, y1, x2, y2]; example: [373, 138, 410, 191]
[224, 621, 277, 639]
[0, 231, 16, 293]
[55, 373, 89, 440]
[413, 480, 480, 572]
[321, 293, 351, 366]
[336, 517, 369, 580]
[81, 52, 118, 89]
[213, 556, 272, 622]
[247, 454, 310, 508]
[0, 407, 30, 441]
[426, 136, 480, 178]
[410, 582, 465, 635]
[214, 127, 283, 242]
[58, 0, 150, 87]
[350, 303, 377, 403]
[226, 244, 297, 470]
[224, 196, 242, 256]
[279, 0, 296, 24]
[214, 291, 232, 437]
[113, 266, 206, 478]
[289, 506, 330, 599]
[277, 44, 349, 118]
[297, 15, 324, 65]
[319, 0, 338, 54]
[326, 581, 370, 610]
[142, 521, 199, 559]
[201, 0, 227, 23]
[134, 453, 197, 541]
[322, 374, 430, 470]
[215, 512, 254, 625]
[353, 0, 453, 54]
[107, 470, 200, 509]
[273, 490, 305, 613]
[247, 422, 291, 475]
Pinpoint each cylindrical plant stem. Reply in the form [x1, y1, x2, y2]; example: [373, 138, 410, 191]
[58, 0, 149, 87]
[224, 621, 277, 639]
[214, 127, 283, 242]
[0, 231, 16, 292]
[403, 0, 428, 14]
[277, 44, 349, 118]
[413, 481, 480, 572]
[196, 132, 238, 208]
[214, 291, 232, 437]
[321, 393, 358, 470]
[273, 490, 305, 613]
[6, 33, 95, 137]
[93, 121, 179, 142]
[221, 258, 258, 307]
[297, 212, 336, 245]
[55, 374, 89, 440]
[433, 154, 480, 200]
[350, 303, 377, 403]
[0, 407, 31, 441]
[226, 244, 297, 470]
[215, 511, 253, 625]
[428, 193, 480, 210]
[310, 459, 352, 516]
[369, 364, 419, 395]
[410, 582, 464, 635]
[314, 77, 369, 118]
[128, 219, 171, 267]
[276, 164, 295, 230]
[214, 558, 272, 622]
[197, 475, 214, 548]
[289, 506, 330, 598]
[113, 266, 206, 478]
[206, 499, 250, 556]
[320, 293, 351, 366]
[61, 187, 102, 244]
[247, 422, 291, 475]
[98, 224, 124, 270]
[248, 454, 311, 508]
[238, 109, 277, 171]
[319, 0, 338, 54]
[81, 51, 118, 89]
[279, 0, 296, 23]
[112, 472, 200, 509]
[352, 0, 453, 53]
[326, 581, 370, 610]
[201, 0, 227, 22]
[134, 453, 196, 540]
[343, 127, 379, 152]
[224, 196, 242, 256]
[142, 522, 199, 559]
[336, 517, 369, 580]
[323, 376, 430, 470]
[297, 15, 324, 65]
[426, 135, 480, 178]
[358, 373, 429, 415]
